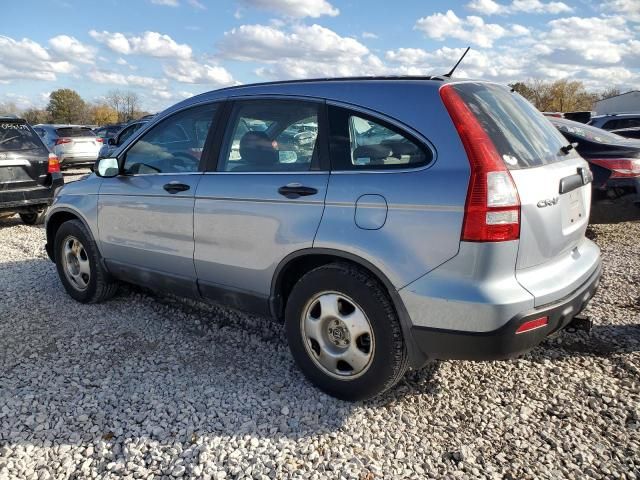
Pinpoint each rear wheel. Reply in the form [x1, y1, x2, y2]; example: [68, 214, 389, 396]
[285, 263, 408, 401]
[19, 209, 46, 225]
[54, 219, 118, 303]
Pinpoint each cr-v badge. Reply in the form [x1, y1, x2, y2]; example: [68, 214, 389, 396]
[537, 197, 559, 208]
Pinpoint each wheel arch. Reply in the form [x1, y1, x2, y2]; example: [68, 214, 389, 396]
[45, 209, 98, 262]
[270, 248, 427, 368]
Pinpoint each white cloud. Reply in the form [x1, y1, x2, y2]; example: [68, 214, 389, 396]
[415, 10, 529, 48]
[603, 0, 640, 22]
[164, 59, 236, 85]
[237, 0, 339, 18]
[89, 30, 192, 59]
[218, 23, 385, 78]
[150, 0, 179, 6]
[49, 35, 95, 63]
[0, 35, 75, 82]
[467, 0, 572, 15]
[87, 69, 166, 89]
[543, 16, 632, 64]
[187, 0, 206, 9]
[362, 32, 378, 39]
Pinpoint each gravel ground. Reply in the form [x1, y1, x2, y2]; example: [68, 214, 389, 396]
[0, 174, 638, 479]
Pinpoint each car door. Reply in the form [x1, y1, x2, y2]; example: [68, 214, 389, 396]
[97, 103, 220, 297]
[193, 98, 329, 312]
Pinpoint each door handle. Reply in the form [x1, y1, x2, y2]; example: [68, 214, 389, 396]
[163, 182, 191, 194]
[278, 183, 318, 199]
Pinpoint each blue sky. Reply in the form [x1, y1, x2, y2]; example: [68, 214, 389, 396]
[1, 0, 638, 111]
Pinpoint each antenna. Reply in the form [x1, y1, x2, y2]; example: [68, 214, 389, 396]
[443, 47, 470, 78]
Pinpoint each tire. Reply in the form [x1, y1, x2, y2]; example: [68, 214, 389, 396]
[285, 262, 408, 401]
[19, 209, 47, 225]
[54, 219, 118, 303]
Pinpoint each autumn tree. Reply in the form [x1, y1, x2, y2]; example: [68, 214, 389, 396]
[105, 89, 141, 122]
[90, 104, 118, 125]
[0, 101, 19, 115]
[22, 108, 49, 124]
[47, 89, 86, 123]
[510, 79, 599, 112]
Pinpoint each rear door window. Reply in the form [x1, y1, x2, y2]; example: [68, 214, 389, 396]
[0, 122, 47, 152]
[451, 82, 568, 169]
[328, 106, 431, 170]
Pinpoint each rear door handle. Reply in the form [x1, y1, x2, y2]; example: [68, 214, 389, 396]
[163, 182, 191, 194]
[278, 183, 318, 198]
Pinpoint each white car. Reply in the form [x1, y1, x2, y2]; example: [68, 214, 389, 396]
[33, 124, 103, 168]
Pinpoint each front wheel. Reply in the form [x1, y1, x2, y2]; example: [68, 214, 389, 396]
[285, 263, 408, 401]
[54, 219, 118, 303]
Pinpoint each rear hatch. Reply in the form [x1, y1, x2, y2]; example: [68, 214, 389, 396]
[450, 82, 599, 305]
[0, 120, 50, 191]
[55, 127, 101, 157]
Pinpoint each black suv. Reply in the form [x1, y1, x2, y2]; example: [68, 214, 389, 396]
[0, 116, 64, 224]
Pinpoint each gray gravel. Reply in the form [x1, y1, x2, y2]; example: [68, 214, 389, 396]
[0, 176, 638, 479]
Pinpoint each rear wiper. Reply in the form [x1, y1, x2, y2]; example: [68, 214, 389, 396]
[560, 142, 578, 155]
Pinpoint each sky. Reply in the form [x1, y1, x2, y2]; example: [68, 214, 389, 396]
[1, 0, 639, 112]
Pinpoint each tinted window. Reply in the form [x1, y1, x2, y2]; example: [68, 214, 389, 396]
[603, 119, 640, 130]
[552, 119, 627, 144]
[55, 127, 96, 138]
[0, 122, 47, 152]
[452, 83, 567, 169]
[328, 106, 431, 170]
[118, 123, 142, 145]
[220, 100, 320, 172]
[123, 104, 217, 175]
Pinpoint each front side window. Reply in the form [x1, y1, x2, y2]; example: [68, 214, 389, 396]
[219, 100, 320, 172]
[123, 104, 217, 174]
[328, 106, 431, 170]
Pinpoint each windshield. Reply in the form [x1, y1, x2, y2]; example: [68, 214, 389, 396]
[0, 121, 47, 152]
[551, 119, 630, 144]
[451, 82, 568, 169]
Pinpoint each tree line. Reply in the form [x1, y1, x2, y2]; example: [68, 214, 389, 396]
[509, 79, 621, 112]
[0, 88, 151, 126]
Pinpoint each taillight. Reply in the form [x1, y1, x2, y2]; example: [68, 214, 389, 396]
[55, 138, 72, 145]
[96, 137, 103, 143]
[589, 158, 640, 178]
[48, 153, 60, 173]
[440, 85, 520, 242]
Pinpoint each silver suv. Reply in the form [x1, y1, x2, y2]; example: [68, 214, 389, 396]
[45, 78, 601, 400]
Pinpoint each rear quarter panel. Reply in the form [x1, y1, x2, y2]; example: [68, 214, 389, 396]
[312, 83, 470, 288]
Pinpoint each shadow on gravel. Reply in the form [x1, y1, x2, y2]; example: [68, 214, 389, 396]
[0, 257, 443, 454]
[589, 198, 640, 224]
[552, 324, 640, 357]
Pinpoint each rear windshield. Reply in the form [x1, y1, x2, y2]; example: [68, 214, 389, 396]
[552, 118, 630, 144]
[55, 127, 96, 138]
[0, 121, 46, 152]
[452, 82, 568, 169]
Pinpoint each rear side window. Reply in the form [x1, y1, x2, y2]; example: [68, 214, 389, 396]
[451, 83, 567, 169]
[603, 118, 640, 130]
[328, 106, 431, 170]
[0, 122, 47, 152]
[55, 127, 96, 138]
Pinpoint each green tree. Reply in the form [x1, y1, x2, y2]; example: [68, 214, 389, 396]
[47, 89, 86, 123]
[22, 108, 49, 125]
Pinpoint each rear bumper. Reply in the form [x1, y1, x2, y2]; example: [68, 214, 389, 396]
[410, 260, 601, 360]
[0, 174, 64, 213]
[59, 154, 99, 165]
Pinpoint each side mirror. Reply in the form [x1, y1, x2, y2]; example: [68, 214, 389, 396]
[94, 157, 120, 178]
[108, 137, 117, 146]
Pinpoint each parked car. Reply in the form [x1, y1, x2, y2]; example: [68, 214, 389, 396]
[549, 116, 640, 202]
[33, 124, 103, 169]
[93, 123, 126, 143]
[0, 116, 63, 224]
[97, 118, 152, 159]
[589, 113, 640, 131]
[45, 78, 601, 400]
